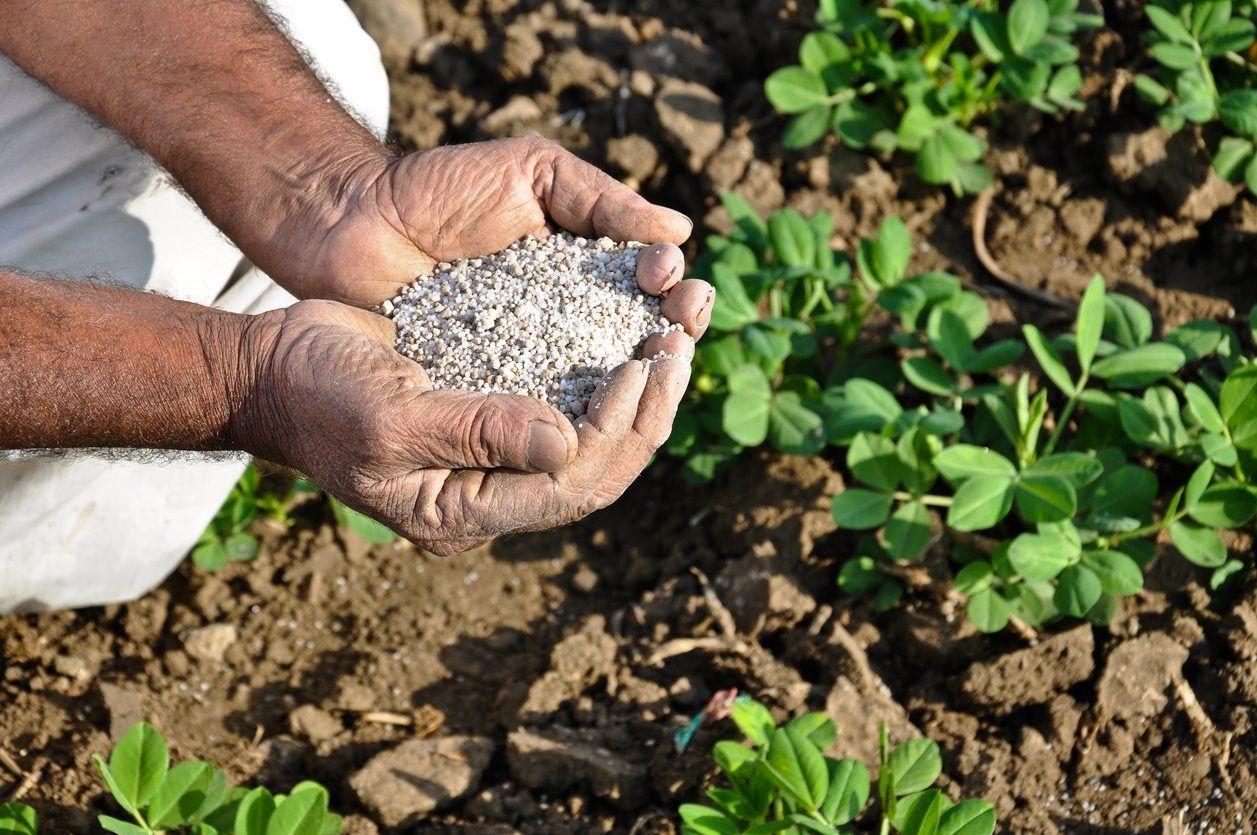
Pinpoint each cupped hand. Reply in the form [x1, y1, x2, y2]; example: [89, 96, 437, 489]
[291, 136, 707, 316]
[234, 299, 695, 555]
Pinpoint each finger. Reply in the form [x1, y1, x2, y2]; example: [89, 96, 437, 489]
[401, 390, 578, 473]
[529, 141, 692, 244]
[641, 329, 696, 362]
[660, 279, 715, 339]
[635, 243, 685, 295]
[582, 360, 650, 434]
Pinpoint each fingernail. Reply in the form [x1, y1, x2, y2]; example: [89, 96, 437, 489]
[697, 292, 713, 327]
[527, 421, 571, 472]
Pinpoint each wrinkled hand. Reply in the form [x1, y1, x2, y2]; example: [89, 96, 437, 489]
[289, 136, 709, 316]
[234, 297, 696, 555]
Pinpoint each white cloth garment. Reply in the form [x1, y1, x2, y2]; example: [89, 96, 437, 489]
[0, 0, 390, 612]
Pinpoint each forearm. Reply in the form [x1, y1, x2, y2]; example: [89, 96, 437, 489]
[0, 0, 390, 297]
[0, 271, 263, 451]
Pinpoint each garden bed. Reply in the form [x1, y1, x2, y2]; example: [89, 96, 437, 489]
[2, 0, 1256, 832]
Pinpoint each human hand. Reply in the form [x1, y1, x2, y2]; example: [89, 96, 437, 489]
[234, 299, 696, 555]
[280, 136, 712, 333]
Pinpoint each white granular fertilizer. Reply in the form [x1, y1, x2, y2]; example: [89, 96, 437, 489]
[385, 233, 680, 418]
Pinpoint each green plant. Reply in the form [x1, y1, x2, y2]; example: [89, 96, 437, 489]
[679, 698, 996, 835]
[0, 803, 37, 835]
[329, 496, 398, 544]
[764, 0, 1101, 193]
[1134, 0, 1257, 193]
[92, 722, 341, 835]
[829, 269, 1257, 631]
[668, 196, 916, 481]
[193, 465, 300, 571]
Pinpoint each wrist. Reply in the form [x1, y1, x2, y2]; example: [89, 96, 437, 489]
[211, 307, 287, 460]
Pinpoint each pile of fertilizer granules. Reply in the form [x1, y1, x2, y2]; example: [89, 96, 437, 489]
[384, 233, 680, 419]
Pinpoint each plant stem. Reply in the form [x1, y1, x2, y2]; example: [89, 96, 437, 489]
[1044, 372, 1089, 456]
[894, 491, 953, 507]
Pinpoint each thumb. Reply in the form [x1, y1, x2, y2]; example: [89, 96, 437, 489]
[404, 389, 578, 473]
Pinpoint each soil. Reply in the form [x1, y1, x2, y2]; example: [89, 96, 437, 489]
[4, 1, 1257, 833]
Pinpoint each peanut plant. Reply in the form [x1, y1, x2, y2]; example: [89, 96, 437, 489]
[764, 0, 1102, 193]
[93, 722, 341, 835]
[668, 195, 916, 482]
[0, 803, 37, 835]
[830, 270, 1257, 631]
[1134, 0, 1257, 193]
[679, 698, 996, 835]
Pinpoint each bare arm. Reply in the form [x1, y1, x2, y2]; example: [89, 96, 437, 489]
[0, 0, 388, 300]
[0, 270, 258, 451]
[0, 271, 696, 555]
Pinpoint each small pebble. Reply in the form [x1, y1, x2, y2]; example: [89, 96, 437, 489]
[387, 233, 680, 419]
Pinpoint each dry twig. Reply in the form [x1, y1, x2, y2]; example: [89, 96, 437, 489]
[971, 187, 1073, 310]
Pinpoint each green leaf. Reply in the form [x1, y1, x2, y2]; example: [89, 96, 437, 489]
[938, 799, 997, 835]
[898, 789, 948, 835]
[1219, 90, 1257, 137]
[769, 209, 817, 268]
[0, 804, 37, 835]
[832, 490, 894, 530]
[678, 805, 739, 835]
[933, 445, 1017, 482]
[224, 532, 259, 563]
[1134, 73, 1172, 105]
[1008, 531, 1079, 581]
[765, 728, 821, 810]
[1165, 318, 1224, 361]
[1015, 473, 1078, 523]
[1054, 564, 1103, 617]
[1009, 0, 1051, 53]
[1150, 41, 1200, 69]
[885, 739, 942, 795]
[965, 340, 1026, 373]
[769, 393, 824, 454]
[1212, 560, 1247, 591]
[109, 721, 170, 811]
[800, 31, 851, 73]
[783, 106, 834, 149]
[834, 98, 892, 149]
[708, 263, 758, 331]
[788, 713, 838, 752]
[1214, 137, 1256, 181]
[98, 818, 149, 835]
[1170, 521, 1228, 567]
[266, 786, 328, 835]
[743, 323, 792, 363]
[149, 762, 216, 829]
[947, 476, 1015, 532]
[848, 433, 903, 492]
[724, 374, 772, 446]
[236, 788, 277, 835]
[192, 541, 230, 572]
[1024, 453, 1103, 488]
[1090, 466, 1158, 518]
[1190, 483, 1257, 529]
[1104, 294, 1153, 348]
[872, 580, 905, 612]
[1202, 433, 1240, 467]
[765, 67, 828, 114]
[839, 556, 886, 595]
[1023, 324, 1075, 394]
[330, 500, 395, 544]
[886, 501, 933, 560]
[1082, 550, 1144, 596]
[1075, 275, 1106, 373]
[1221, 365, 1257, 451]
[1205, 17, 1257, 55]
[902, 356, 956, 396]
[1146, 4, 1193, 42]
[872, 217, 912, 287]
[1185, 383, 1226, 433]
[821, 758, 870, 824]
[929, 308, 976, 370]
[918, 133, 959, 185]
[731, 698, 776, 748]
[1090, 344, 1186, 387]
[967, 587, 1012, 633]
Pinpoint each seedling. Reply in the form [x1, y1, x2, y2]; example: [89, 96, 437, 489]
[764, 0, 1102, 193]
[1134, 0, 1257, 193]
[192, 465, 301, 571]
[668, 197, 915, 481]
[0, 803, 37, 835]
[679, 698, 996, 835]
[92, 722, 341, 835]
[829, 267, 1257, 630]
